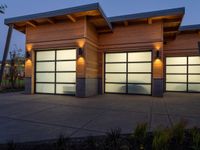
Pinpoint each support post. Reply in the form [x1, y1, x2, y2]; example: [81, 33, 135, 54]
[0, 24, 13, 85]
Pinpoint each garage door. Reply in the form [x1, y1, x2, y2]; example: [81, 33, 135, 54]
[35, 49, 76, 95]
[105, 51, 152, 95]
[166, 56, 200, 92]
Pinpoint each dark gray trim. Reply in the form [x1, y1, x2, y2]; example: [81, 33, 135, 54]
[180, 24, 200, 31]
[109, 7, 185, 22]
[0, 24, 13, 85]
[4, 3, 112, 30]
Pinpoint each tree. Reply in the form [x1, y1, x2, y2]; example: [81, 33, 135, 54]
[0, 4, 7, 14]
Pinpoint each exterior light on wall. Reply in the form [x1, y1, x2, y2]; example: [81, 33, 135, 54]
[77, 47, 84, 57]
[26, 51, 31, 60]
[156, 50, 161, 59]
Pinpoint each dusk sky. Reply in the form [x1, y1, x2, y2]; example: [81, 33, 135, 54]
[0, 0, 200, 59]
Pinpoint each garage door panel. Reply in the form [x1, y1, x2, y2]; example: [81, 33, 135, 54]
[166, 57, 187, 65]
[105, 74, 126, 83]
[36, 73, 55, 82]
[56, 84, 76, 94]
[166, 83, 187, 91]
[166, 66, 187, 74]
[36, 83, 55, 93]
[36, 62, 55, 72]
[106, 53, 126, 62]
[188, 84, 200, 92]
[188, 75, 200, 83]
[105, 63, 126, 73]
[56, 73, 76, 83]
[36, 51, 55, 61]
[128, 84, 151, 94]
[188, 66, 200, 74]
[105, 83, 126, 93]
[128, 74, 151, 83]
[166, 75, 187, 83]
[128, 63, 151, 73]
[128, 52, 151, 62]
[56, 61, 76, 71]
[188, 56, 200, 64]
[56, 49, 76, 60]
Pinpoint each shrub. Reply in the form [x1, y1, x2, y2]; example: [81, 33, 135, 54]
[190, 127, 200, 150]
[152, 128, 171, 150]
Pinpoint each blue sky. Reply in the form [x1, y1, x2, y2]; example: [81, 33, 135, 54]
[0, 0, 200, 59]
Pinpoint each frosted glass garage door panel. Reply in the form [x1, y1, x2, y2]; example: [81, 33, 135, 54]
[188, 66, 200, 73]
[56, 61, 76, 71]
[36, 51, 55, 61]
[128, 74, 151, 83]
[188, 56, 200, 64]
[128, 63, 151, 72]
[166, 75, 187, 82]
[166, 66, 187, 74]
[128, 84, 151, 94]
[36, 73, 55, 82]
[36, 83, 54, 93]
[105, 74, 126, 83]
[166, 83, 187, 91]
[105, 84, 126, 93]
[166, 57, 187, 65]
[188, 75, 200, 83]
[56, 73, 76, 83]
[57, 49, 76, 60]
[36, 62, 55, 71]
[128, 52, 151, 62]
[106, 64, 126, 72]
[106, 53, 126, 62]
[56, 84, 76, 94]
[188, 84, 200, 92]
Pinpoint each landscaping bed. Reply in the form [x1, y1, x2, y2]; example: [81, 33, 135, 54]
[0, 121, 199, 150]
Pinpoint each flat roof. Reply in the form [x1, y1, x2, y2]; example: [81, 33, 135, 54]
[109, 7, 185, 22]
[180, 24, 200, 31]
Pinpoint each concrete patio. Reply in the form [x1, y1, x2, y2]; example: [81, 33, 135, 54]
[0, 92, 200, 143]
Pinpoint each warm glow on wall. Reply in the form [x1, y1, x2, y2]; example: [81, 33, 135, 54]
[25, 59, 32, 77]
[153, 42, 162, 51]
[153, 58, 163, 78]
[76, 39, 86, 48]
[77, 56, 85, 65]
[26, 44, 33, 52]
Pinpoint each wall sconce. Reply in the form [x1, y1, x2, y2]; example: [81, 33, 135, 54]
[77, 47, 84, 57]
[156, 50, 161, 59]
[26, 51, 31, 60]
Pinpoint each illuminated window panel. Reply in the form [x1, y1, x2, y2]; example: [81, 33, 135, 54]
[105, 83, 126, 93]
[166, 75, 187, 83]
[188, 84, 200, 92]
[166, 83, 187, 91]
[106, 53, 126, 62]
[56, 84, 76, 94]
[36, 62, 55, 72]
[36, 51, 55, 61]
[105, 63, 126, 73]
[128, 52, 151, 62]
[36, 73, 55, 82]
[128, 74, 151, 83]
[188, 66, 200, 74]
[57, 49, 76, 60]
[36, 83, 54, 93]
[56, 73, 76, 83]
[56, 61, 76, 71]
[166, 57, 187, 65]
[128, 84, 151, 94]
[188, 75, 200, 83]
[128, 63, 151, 73]
[105, 74, 126, 83]
[188, 56, 200, 64]
[166, 66, 187, 74]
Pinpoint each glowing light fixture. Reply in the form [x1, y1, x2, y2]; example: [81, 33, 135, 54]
[77, 47, 84, 56]
[156, 50, 161, 59]
[26, 51, 31, 60]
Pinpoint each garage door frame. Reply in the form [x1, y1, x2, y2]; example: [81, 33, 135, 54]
[165, 56, 200, 93]
[34, 48, 77, 95]
[104, 50, 153, 95]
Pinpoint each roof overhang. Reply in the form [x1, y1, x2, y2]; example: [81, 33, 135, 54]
[109, 7, 185, 41]
[4, 3, 113, 33]
[179, 24, 200, 34]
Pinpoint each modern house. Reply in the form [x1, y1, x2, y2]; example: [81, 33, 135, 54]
[3, 3, 200, 97]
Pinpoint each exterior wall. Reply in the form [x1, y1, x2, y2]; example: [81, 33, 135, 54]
[99, 22, 164, 96]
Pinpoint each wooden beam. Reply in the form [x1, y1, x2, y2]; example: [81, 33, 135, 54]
[148, 18, 152, 24]
[46, 18, 55, 24]
[124, 21, 129, 26]
[67, 15, 76, 23]
[0, 24, 13, 85]
[27, 21, 37, 28]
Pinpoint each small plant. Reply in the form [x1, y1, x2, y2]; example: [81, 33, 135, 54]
[190, 127, 200, 150]
[152, 128, 171, 150]
[105, 128, 122, 150]
[55, 134, 71, 150]
[130, 123, 148, 150]
[7, 140, 17, 150]
[171, 120, 187, 148]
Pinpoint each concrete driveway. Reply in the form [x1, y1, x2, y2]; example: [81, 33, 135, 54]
[0, 92, 200, 143]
